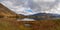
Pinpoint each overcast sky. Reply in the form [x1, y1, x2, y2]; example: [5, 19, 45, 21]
[0, 0, 60, 15]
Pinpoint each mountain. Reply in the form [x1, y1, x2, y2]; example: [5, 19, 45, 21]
[27, 13, 60, 20]
[0, 3, 28, 18]
[0, 3, 17, 16]
[1, 3, 60, 20]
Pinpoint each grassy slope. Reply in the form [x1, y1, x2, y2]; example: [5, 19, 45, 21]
[0, 3, 17, 16]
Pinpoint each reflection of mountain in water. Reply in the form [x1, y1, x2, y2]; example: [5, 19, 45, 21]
[27, 13, 60, 20]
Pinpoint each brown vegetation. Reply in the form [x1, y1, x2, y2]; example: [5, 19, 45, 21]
[0, 18, 60, 30]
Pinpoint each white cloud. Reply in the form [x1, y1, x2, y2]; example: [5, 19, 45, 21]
[50, 3, 60, 14]
[1, 1, 15, 11]
[1, 0, 37, 15]
[1, 0, 60, 15]
[33, 0, 56, 3]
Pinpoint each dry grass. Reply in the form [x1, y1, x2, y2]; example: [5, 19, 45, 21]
[0, 18, 60, 30]
[0, 18, 20, 30]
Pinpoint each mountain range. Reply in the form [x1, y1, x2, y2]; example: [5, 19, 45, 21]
[26, 13, 60, 20]
[0, 3, 60, 20]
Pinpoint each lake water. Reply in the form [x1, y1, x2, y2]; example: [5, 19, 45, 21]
[17, 18, 35, 21]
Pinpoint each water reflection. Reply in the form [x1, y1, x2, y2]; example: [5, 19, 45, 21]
[17, 18, 35, 21]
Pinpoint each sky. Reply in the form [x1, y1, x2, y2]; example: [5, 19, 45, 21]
[0, 0, 60, 15]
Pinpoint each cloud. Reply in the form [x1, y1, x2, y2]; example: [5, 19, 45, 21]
[48, 3, 60, 14]
[1, 0, 60, 15]
[1, 0, 38, 15]
[33, 0, 56, 2]
[1, 1, 16, 11]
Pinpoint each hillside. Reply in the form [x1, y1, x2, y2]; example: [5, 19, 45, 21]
[0, 3, 17, 16]
[0, 3, 27, 18]
[27, 13, 60, 20]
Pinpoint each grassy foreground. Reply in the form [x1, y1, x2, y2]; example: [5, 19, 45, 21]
[0, 18, 60, 30]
